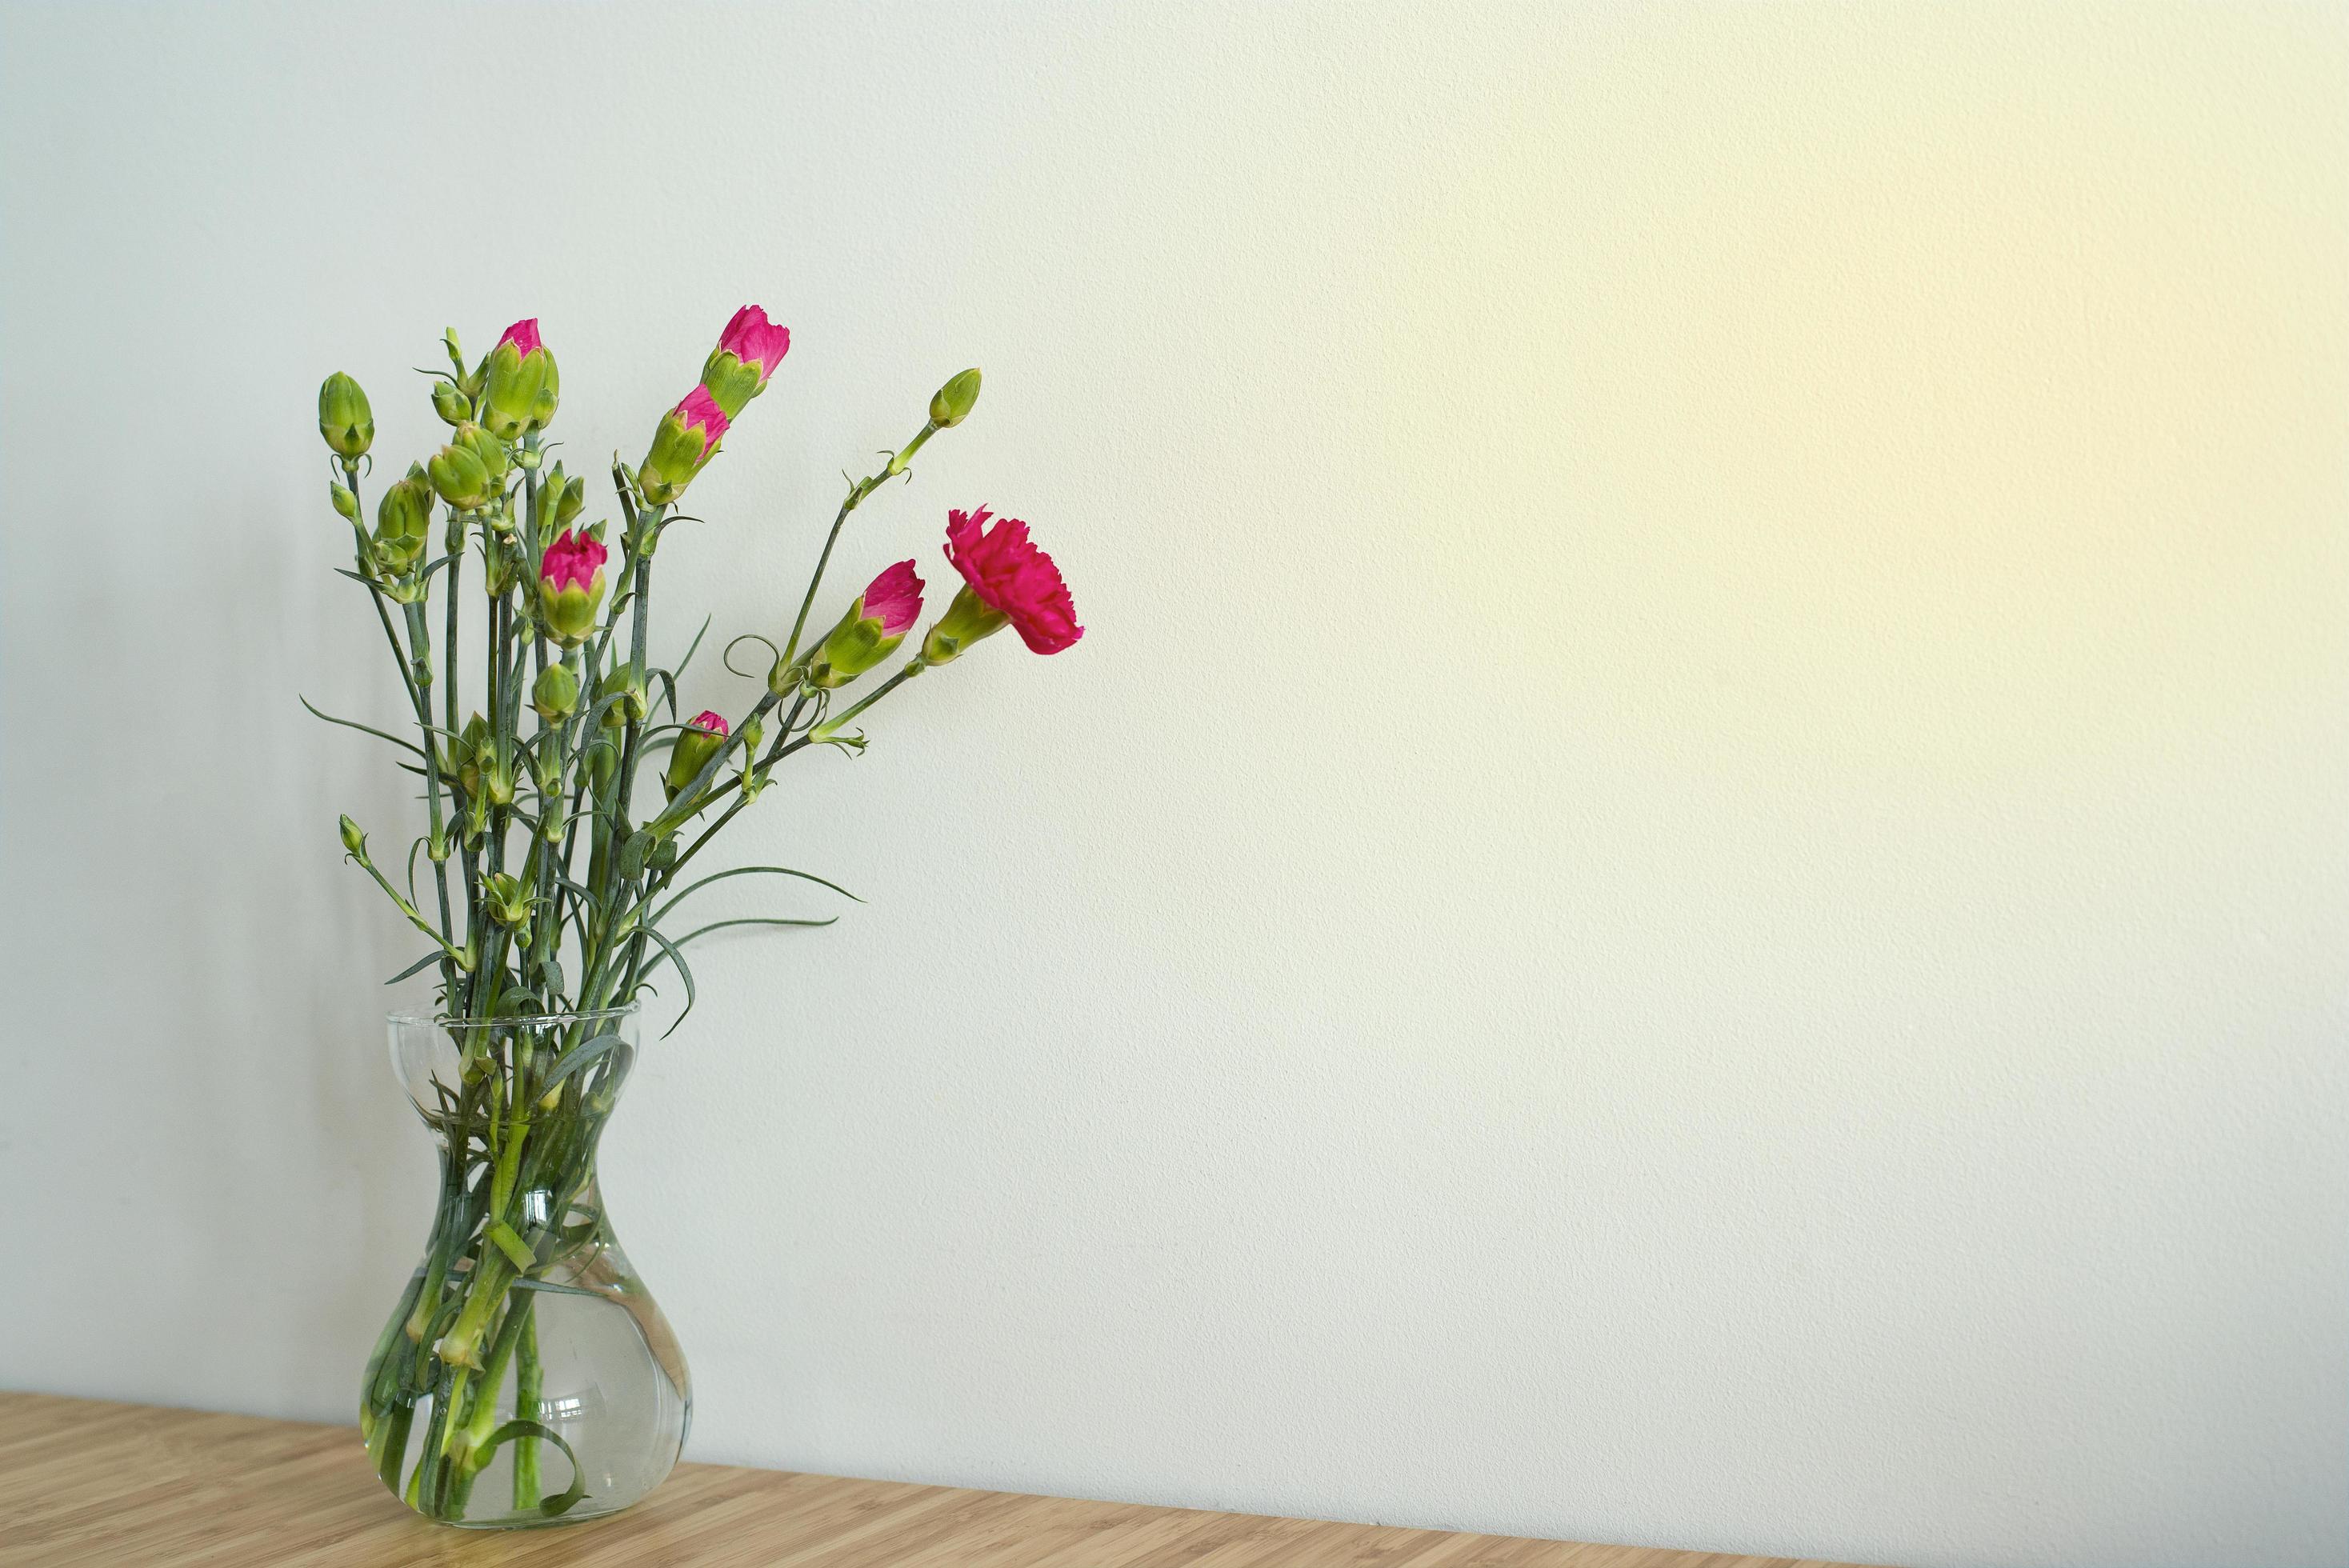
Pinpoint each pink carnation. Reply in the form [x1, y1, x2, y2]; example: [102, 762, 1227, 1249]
[674, 386, 730, 447]
[862, 560, 924, 638]
[717, 306, 790, 379]
[498, 318, 543, 356]
[687, 710, 728, 737]
[944, 506, 1082, 655]
[538, 528, 606, 593]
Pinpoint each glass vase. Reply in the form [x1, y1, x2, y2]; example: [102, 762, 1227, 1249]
[362, 1006, 690, 1527]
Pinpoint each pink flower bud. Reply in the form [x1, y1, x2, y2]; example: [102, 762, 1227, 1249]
[538, 527, 606, 594]
[810, 561, 925, 688]
[674, 386, 730, 451]
[638, 388, 731, 505]
[716, 306, 790, 379]
[862, 560, 924, 638]
[536, 528, 608, 645]
[665, 710, 732, 801]
[701, 306, 791, 419]
[482, 318, 558, 438]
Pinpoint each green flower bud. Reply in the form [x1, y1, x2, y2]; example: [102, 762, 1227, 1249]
[921, 583, 1010, 666]
[531, 660, 580, 721]
[454, 713, 489, 796]
[426, 442, 492, 511]
[330, 482, 359, 522]
[663, 711, 730, 802]
[553, 471, 586, 529]
[431, 379, 472, 427]
[637, 392, 726, 506]
[929, 367, 982, 429]
[480, 321, 559, 440]
[454, 421, 508, 482]
[318, 372, 374, 458]
[482, 872, 530, 928]
[374, 468, 436, 574]
[339, 814, 367, 856]
[810, 604, 900, 688]
[480, 533, 524, 594]
[598, 663, 647, 728]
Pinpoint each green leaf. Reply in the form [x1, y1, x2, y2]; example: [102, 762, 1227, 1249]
[538, 1031, 626, 1092]
[653, 865, 861, 924]
[670, 614, 714, 683]
[632, 925, 698, 1037]
[677, 916, 838, 946]
[465, 1418, 590, 1517]
[616, 829, 653, 880]
[300, 695, 426, 760]
[385, 950, 446, 985]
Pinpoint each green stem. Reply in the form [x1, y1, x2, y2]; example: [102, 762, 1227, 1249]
[810, 656, 924, 742]
[781, 422, 934, 665]
[512, 1298, 542, 1509]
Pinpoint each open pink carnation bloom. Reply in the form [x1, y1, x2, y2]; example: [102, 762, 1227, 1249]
[497, 318, 543, 356]
[687, 710, 728, 737]
[717, 306, 790, 379]
[862, 560, 924, 637]
[673, 386, 730, 448]
[539, 527, 606, 592]
[944, 506, 1082, 654]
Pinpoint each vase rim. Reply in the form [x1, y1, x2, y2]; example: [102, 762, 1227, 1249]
[388, 1002, 643, 1030]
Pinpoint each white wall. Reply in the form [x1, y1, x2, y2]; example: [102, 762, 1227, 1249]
[2, 6, 2343, 1566]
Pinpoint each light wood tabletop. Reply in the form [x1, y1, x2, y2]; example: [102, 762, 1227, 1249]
[0, 1392, 1883, 1567]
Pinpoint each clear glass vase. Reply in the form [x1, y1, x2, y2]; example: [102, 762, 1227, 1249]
[362, 1006, 690, 1527]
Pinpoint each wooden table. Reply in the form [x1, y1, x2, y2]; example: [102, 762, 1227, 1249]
[0, 1393, 1879, 1566]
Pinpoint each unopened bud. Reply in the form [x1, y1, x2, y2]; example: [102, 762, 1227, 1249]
[374, 468, 435, 574]
[481, 318, 559, 440]
[338, 815, 367, 856]
[483, 872, 530, 927]
[454, 714, 489, 797]
[454, 421, 509, 482]
[426, 442, 492, 511]
[330, 482, 359, 522]
[318, 373, 374, 458]
[431, 380, 472, 426]
[929, 367, 981, 429]
[598, 662, 648, 728]
[532, 660, 580, 721]
[663, 710, 730, 801]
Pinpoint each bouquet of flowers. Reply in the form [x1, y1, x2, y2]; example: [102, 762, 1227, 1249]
[317, 309, 1078, 1525]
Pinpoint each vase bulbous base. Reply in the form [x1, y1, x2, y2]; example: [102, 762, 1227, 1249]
[365, 1008, 691, 1528]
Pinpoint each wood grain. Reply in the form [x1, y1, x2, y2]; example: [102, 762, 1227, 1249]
[0, 1393, 1883, 1567]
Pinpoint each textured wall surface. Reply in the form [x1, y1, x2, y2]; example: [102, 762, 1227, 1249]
[2, 6, 2343, 1566]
